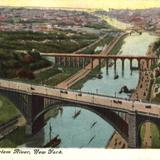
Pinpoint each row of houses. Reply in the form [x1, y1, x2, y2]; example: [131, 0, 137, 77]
[0, 8, 105, 32]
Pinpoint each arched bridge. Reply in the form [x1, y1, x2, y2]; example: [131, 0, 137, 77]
[40, 53, 158, 73]
[0, 79, 160, 148]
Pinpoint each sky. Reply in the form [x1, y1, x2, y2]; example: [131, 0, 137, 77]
[0, 0, 160, 9]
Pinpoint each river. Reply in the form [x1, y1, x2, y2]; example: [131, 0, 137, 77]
[24, 32, 157, 148]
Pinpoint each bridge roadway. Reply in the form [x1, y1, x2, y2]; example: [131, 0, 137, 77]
[40, 53, 157, 60]
[0, 79, 160, 118]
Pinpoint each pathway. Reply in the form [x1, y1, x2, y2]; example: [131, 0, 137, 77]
[106, 131, 128, 148]
[143, 122, 152, 148]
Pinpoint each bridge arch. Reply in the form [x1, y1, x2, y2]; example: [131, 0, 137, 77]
[0, 89, 129, 140]
[133, 114, 160, 147]
[33, 101, 129, 140]
[138, 119, 160, 146]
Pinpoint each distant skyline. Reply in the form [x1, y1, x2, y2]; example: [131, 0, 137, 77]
[1, 0, 160, 9]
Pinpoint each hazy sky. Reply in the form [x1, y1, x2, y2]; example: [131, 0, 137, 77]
[1, 0, 160, 9]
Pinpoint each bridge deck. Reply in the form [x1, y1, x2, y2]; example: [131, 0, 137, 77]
[40, 53, 157, 59]
[0, 79, 160, 118]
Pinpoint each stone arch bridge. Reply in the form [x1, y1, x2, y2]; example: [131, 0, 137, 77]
[40, 53, 157, 74]
[0, 79, 160, 148]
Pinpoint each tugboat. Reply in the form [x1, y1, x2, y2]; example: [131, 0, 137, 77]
[72, 109, 81, 119]
[43, 124, 61, 148]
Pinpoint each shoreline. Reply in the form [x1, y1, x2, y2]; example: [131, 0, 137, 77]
[56, 32, 127, 89]
[105, 33, 156, 149]
[106, 131, 128, 149]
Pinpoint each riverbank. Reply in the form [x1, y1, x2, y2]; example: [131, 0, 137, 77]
[56, 32, 127, 89]
[139, 42, 160, 148]
[105, 33, 157, 149]
[130, 42, 155, 101]
[106, 131, 128, 148]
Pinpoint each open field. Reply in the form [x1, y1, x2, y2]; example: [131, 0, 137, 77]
[0, 31, 98, 53]
[0, 95, 20, 124]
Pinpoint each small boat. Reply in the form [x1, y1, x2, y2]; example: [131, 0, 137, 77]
[90, 121, 97, 129]
[88, 135, 96, 145]
[43, 124, 61, 148]
[80, 145, 84, 148]
[72, 110, 81, 119]
[96, 74, 103, 79]
[114, 74, 119, 80]
[43, 135, 61, 148]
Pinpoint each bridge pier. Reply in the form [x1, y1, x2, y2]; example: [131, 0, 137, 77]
[91, 58, 94, 69]
[98, 58, 101, 70]
[138, 59, 141, 70]
[130, 59, 133, 75]
[122, 59, 125, 77]
[72, 57, 75, 67]
[146, 59, 150, 69]
[60, 57, 63, 66]
[77, 57, 80, 68]
[128, 112, 138, 148]
[31, 95, 44, 135]
[106, 59, 109, 75]
[55, 57, 58, 66]
[114, 59, 117, 75]
[63, 57, 66, 67]
[24, 95, 45, 136]
[69, 57, 71, 67]
[152, 58, 158, 66]
[56, 57, 60, 67]
[82, 58, 85, 68]
[72, 57, 75, 68]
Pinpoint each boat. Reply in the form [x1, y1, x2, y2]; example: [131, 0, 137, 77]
[43, 123, 61, 148]
[43, 135, 61, 148]
[88, 135, 96, 145]
[96, 74, 103, 79]
[80, 145, 84, 148]
[119, 85, 135, 94]
[72, 110, 81, 119]
[90, 121, 97, 129]
[114, 74, 119, 80]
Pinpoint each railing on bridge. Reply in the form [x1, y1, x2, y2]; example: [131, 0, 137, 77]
[0, 78, 153, 105]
